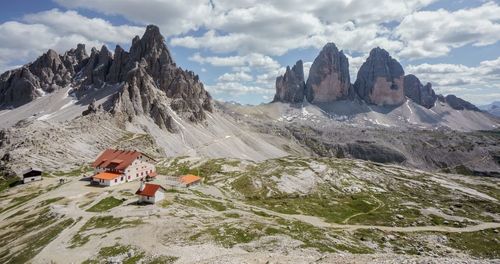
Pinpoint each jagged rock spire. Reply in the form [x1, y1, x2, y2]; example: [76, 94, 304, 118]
[305, 43, 351, 103]
[273, 60, 305, 103]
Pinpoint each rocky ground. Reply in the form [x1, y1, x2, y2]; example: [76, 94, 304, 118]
[0, 156, 498, 263]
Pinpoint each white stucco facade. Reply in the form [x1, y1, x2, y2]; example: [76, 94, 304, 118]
[92, 154, 156, 187]
[23, 176, 42, 184]
[138, 190, 164, 204]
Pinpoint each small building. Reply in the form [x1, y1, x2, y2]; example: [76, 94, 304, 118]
[22, 168, 43, 184]
[179, 174, 202, 188]
[135, 182, 166, 204]
[91, 149, 156, 187]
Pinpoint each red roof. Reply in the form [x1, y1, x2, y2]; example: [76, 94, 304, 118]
[179, 174, 201, 185]
[92, 149, 149, 170]
[135, 183, 163, 197]
[93, 172, 122, 180]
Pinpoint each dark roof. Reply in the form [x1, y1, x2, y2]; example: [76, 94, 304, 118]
[22, 168, 43, 175]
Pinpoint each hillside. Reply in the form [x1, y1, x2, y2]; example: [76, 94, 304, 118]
[0, 156, 498, 263]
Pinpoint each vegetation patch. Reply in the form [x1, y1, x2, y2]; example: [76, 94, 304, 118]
[83, 243, 146, 264]
[0, 190, 44, 214]
[0, 217, 74, 263]
[446, 229, 500, 258]
[70, 216, 143, 248]
[86, 196, 123, 212]
[175, 197, 229, 211]
[37, 197, 64, 208]
[146, 255, 179, 264]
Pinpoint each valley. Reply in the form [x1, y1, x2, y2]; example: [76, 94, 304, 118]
[0, 156, 499, 263]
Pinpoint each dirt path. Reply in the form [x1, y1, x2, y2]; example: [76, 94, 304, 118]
[342, 195, 384, 224]
[194, 188, 500, 234]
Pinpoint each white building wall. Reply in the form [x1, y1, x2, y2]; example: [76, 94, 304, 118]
[93, 155, 156, 187]
[23, 176, 42, 184]
[138, 190, 164, 204]
[124, 157, 156, 182]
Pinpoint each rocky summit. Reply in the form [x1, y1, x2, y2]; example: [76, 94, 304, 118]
[273, 60, 306, 103]
[273, 44, 481, 112]
[305, 43, 351, 103]
[403, 74, 437, 109]
[354, 47, 405, 106]
[0, 25, 212, 131]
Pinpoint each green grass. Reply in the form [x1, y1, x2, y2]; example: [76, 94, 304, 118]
[223, 212, 240, 218]
[174, 197, 229, 211]
[249, 192, 379, 224]
[83, 244, 145, 264]
[52, 165, 93, 177]
[70, 216, 143, 248]
[37, 197, 64, 208]
[146, 255, 179, 264]
[447, 229, 500, 258]
[0, 190, 44, 213]
[0, 177, 19, 193]
[0, 218, 74, 263]
[86, 196, 123, 212]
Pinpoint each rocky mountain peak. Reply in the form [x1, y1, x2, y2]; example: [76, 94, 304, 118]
[354, 47, 405, 106]
[403, 74, 437, 108]
[444, 94, 480, 111]
[305, 42, 351, 103]
[273, 60, 305, 103]
[129, 24, 174, 79]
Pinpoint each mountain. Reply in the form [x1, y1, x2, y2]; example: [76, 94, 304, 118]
[273, 44, 484, 113]
[403, 74, 437, 109]
[273, 60, 305, 103]
[305, 43, 352, 103]
[0, 25, 212, 132]
[480, 101, 500, 117]
[354, 47, 405, 106]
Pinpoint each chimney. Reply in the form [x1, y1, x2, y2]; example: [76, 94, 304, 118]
[139, 180, 145, 191]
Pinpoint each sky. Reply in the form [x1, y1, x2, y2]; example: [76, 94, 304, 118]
[0, 0, 499, 105]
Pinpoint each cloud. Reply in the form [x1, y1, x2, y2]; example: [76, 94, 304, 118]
[217, 71, 253, 82]
[406, 57, 500, 103]
[54, 0, 212, 36]
[396, 2, 500, 58]
[190, 52, 281, 72]
[206, 82, 274, 95]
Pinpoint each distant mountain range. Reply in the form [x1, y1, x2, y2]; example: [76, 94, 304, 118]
[273, 42, 480, 112]
[480, 101, 500, 117]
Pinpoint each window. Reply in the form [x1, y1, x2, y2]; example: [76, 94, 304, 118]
[114, 179, 117, 183]
[136, 173, 139, 177]
[128, 176, 131, 179]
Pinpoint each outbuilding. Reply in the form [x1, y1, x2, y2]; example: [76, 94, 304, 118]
[135, 182, 166, 204]
[179, 174, 202, 188]
[22, 168, 43, 184]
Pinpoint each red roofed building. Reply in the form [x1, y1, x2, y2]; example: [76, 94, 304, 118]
[136, 182, 166, 204]
[91, 149, 157, 187]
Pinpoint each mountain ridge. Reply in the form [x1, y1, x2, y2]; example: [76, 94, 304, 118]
[274, 43, 481, 112]
[0, 25, 212, 132]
